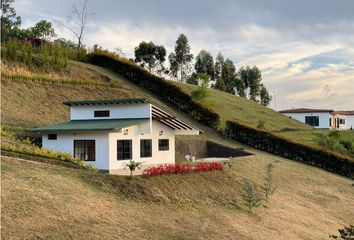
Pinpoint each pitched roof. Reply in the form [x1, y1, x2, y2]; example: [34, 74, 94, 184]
[279, 108, 334, 113]
[32, 118, 149, 132]
[63, 98, 147, 106]
[332, 111, 354, 116]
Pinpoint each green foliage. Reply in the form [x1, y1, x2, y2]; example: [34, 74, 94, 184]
[314, 132, 353, 157]
[168, 33, 193, 81]
[259, 83, 272, 106]
[261, 161, 279, 207]
[125, 160, 143, 179]
[195, 50, 214, 78]
[329, 130, 341, 139]
[214, 77, 226, 91]
[222, 59, 236, 94]
[1, 71, 121, 88]
[257, 120, 266, 129]
[1, 0, 22, 42]
[1, 39, 85, 69]
[1, 128, 14, 138]
[241, 179, 261, 212]
[225, 120, 354, 178]
[330, 225, 354, 239]
[1, 144, 97, 173]
[30, 20, 56, 40]
[191, 73, 210, 101]
[134, 41, 166, 73]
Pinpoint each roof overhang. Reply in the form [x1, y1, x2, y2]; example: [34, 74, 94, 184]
[63, 98, 147, 106]
[32, 118, 150, 132]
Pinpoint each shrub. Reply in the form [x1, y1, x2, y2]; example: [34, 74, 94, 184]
[86, 51, 220, 129]
[257, 119, 265, 129]
[1, 145, 97, 173]
[126, 160, 143, 179]
[143, 162, 223, 176]
[241, 179, 261, 213]
[225, 120, 354, 178]
[261, 160, 279, 207]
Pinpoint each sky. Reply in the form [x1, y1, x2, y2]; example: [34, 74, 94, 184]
[14, 0, 354, 110]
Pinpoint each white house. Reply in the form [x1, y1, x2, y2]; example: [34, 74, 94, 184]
[331, 111, 354, 130]
[33, 98, 201, 173]
[279, 108, 334, 129]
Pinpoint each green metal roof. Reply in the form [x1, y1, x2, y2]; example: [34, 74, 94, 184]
[63, 98, 147, 106]
[32, 118, 149, 132]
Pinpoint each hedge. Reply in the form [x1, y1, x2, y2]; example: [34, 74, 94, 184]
[224, 120, 354, 178]
[86, 51, 220, 129]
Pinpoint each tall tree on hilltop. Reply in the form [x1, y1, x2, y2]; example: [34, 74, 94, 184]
[1, 0, 21, 42]
[195, 50, 214, 78]
[168, 33, 193, 82]
[260, 84, 272, 106]
[222, 59, 237, 94]
[134, 41, 166, 73]
[30, 20, 56, 40]
[214, 52, 226, 91]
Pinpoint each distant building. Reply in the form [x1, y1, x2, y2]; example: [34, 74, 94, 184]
[279, 108, 354, 130]
[331, 111, 354, 130]
[33, 98, 201, 173]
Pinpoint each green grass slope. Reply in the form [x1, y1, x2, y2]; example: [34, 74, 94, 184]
[2, 153, 354, 240]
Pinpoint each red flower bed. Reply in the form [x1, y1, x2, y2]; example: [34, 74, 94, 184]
[143, 162, 223, 176]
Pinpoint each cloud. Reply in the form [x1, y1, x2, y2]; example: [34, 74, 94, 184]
[13, 0, 354, 110]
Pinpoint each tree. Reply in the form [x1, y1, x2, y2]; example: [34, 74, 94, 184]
[1, 0, 21, 42]
[66, 0, 90, 52]
[134, 41, 166, 73]
[261, 160, 279, 207]
[222, 59, 236, 94]
[125, 160, 143, 179]
[30, 20, 56, 40]
[260, 83, 272, 106]
[214, 52, 226, 91]
[195, 50, 214, 78]
[234, 77, 246, 97]
[241, 179, 261, 213]
[169, 33, 193, 82]
[191, 73, 210, 102]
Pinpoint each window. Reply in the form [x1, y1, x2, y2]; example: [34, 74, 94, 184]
[74, 140, 95, 161]
[48, 134, 57, 140]
[117, 140, 132, 160]
[94, 110, 110, 117]
[140, 139, 152, 158]
[339, 119, 345, 125]
[158, 139, 169, 151]
[305, 116, 319, 127]
[329, 118, 332, 127]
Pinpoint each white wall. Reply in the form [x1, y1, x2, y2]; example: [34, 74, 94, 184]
[108, 120, 175, 171]
[70, 103, 151, 120]
[42, 131, 110, 170]
[346, 116, 354, 130]
[283, 112, 331, 129]
[332, 115, 354, 130]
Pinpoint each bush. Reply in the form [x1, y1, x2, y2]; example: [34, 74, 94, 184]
[143, 162, 223, 176]
[225, 120, 354, 178]
[241, 179, 261, 213]
[86, 51, 220, 129]
[1, 145, 97, 173]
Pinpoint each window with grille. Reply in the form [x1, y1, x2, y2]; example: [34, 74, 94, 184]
[94, 110, 110, 117]
[140, 139, 152, 158]
[305, 116, 319, 127]
[117, 140, 132, 160]
[158, 139, 169, 151]
[74, 140, 95, 161]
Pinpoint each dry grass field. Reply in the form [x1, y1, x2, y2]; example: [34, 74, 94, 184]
[2, 154, 353, 240]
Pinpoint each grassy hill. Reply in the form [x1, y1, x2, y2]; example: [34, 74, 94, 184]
[1, 59, 354, 239]
[2, 152, 354, 239]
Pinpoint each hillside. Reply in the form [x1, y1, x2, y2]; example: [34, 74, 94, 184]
[1, 60, 354, 239]
[2, 152, 354, 240]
